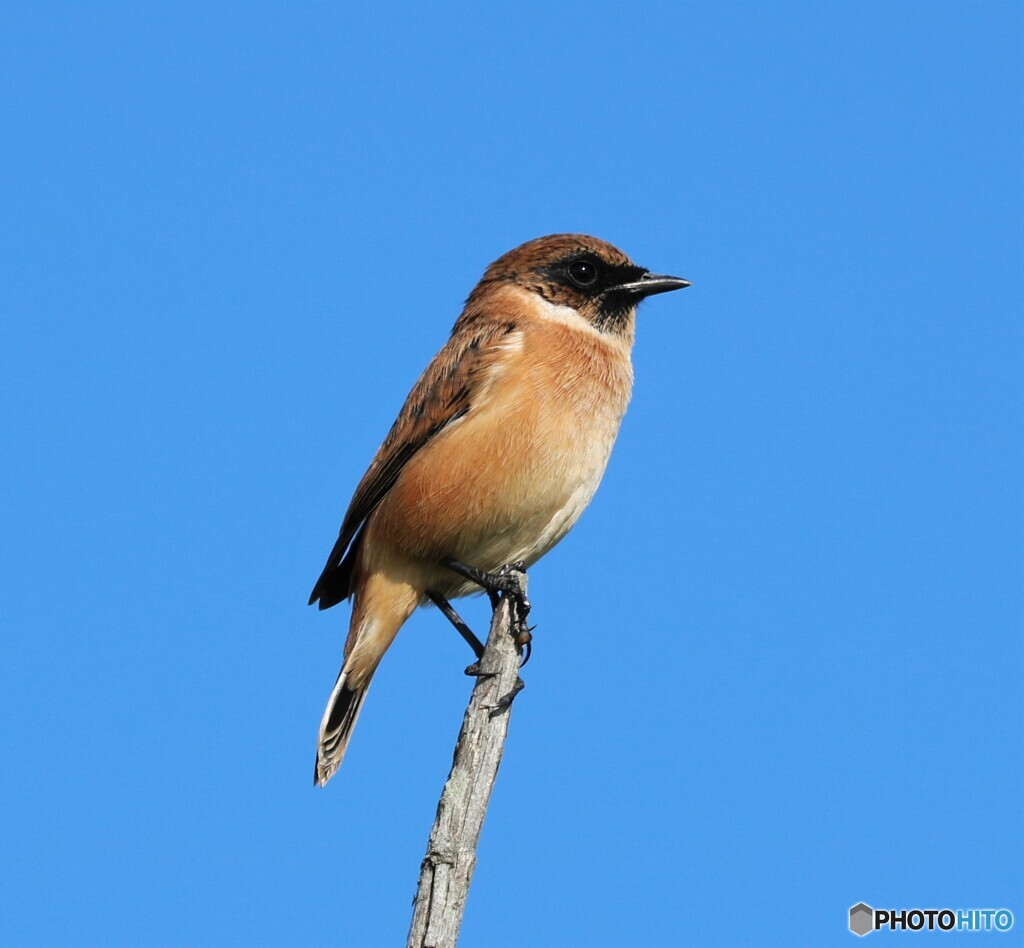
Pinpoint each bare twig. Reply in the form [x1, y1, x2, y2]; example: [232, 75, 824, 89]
[406, 571, 527, 948]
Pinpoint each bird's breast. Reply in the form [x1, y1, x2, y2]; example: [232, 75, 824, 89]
[366, 315, 634, 592]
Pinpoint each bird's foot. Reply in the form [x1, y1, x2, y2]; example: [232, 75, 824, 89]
[464, 661, 496, 678]
[443, 558, 531, 616]
[517, 626, 535, 667]
[443, 558, 534, 669]
[486, 676, 526, 714]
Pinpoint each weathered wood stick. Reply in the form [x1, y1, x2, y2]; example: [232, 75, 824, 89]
[406, 571, 527, 948]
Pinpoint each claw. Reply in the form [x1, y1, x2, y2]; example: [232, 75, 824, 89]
[442, 558, 533, 676]
[514, 623, 535, 646]
[486, 677, 525, 714]
[465, 662, 497, 678]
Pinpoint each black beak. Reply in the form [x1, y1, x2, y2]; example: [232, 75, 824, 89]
[612, 271, 692, 298]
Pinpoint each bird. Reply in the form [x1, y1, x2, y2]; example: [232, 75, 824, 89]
[308, 234, 690, 786]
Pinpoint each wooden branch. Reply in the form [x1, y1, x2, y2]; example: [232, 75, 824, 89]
[407, 572, 527, 948]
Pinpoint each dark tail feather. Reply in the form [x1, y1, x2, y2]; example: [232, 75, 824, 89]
[309, 527, 365, 609]
[314, 668, 371, 786]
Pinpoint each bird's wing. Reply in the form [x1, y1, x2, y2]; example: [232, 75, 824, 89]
[309, 316, 519, 608]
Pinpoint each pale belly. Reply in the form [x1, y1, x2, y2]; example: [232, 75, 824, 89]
[450, 415, 617, 573]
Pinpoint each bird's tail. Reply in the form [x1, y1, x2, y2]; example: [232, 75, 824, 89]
[313, 571, 420, 786]
[314, 667, 371, 786]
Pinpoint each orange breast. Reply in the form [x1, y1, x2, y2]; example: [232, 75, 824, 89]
[364, 315, 633, 591]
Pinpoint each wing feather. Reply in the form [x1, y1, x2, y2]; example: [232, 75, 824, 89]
[309, 317, 517, 609]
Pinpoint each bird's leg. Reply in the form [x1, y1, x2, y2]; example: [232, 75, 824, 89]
[442, 558, 534, 674]
[426, 590, 493, 678]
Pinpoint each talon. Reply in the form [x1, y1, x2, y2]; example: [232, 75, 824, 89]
[519, 639, 532, 667]
[487, 676, 525, 713]
[465, 662, 497, 678]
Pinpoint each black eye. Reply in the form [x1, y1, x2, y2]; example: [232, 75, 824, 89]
[567, 259, 600, 288]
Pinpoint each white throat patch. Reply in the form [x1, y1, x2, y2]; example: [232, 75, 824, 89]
[532, 295, 605, 338]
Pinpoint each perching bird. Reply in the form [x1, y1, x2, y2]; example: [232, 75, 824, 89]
[309, 234, 690, 785]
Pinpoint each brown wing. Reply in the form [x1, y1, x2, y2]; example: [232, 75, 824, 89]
[309, 316, 518, 609]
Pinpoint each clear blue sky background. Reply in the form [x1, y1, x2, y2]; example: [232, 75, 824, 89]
[1, 3, 1020, 945]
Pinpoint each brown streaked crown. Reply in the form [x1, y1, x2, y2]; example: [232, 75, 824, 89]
[464, 234, 687, 335]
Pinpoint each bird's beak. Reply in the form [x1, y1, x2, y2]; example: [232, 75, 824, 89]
[612, 271, 692, 298]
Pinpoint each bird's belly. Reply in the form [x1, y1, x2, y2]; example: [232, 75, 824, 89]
[366, 366, 627, 596]
[455, 436, 611, 570]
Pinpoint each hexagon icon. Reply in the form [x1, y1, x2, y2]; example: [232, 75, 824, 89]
[849, 903, 873, 937]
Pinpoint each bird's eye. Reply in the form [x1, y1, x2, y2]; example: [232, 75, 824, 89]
[567, 259, 600, 288]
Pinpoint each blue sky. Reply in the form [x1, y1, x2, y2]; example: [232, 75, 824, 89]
[1, 2, 1021, 945]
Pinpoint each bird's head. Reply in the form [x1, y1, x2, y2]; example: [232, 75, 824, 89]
[466, 234, 690, 337]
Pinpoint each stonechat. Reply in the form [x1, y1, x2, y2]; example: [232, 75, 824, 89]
[309, 234, 689, 785]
